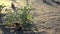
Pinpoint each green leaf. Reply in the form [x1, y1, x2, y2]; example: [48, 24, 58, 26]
[27, 14, 33, 20]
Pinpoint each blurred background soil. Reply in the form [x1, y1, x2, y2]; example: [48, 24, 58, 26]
[0, 0, 60, 34]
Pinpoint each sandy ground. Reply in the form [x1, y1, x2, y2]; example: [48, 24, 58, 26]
[0, 0, 60, 34]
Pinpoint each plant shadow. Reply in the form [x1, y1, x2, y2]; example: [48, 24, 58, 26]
[0, 25, 48, 34]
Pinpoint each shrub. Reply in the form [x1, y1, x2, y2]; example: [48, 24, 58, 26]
[5, 5, 35, 27]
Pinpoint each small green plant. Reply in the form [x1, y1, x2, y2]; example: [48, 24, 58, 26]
[20, 5, 34, 27]
[4, 4, 35, 27]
